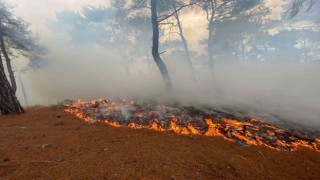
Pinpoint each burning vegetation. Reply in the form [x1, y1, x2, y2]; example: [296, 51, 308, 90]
[66, 99, 320, 152]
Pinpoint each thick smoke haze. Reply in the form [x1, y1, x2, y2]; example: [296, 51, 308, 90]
[5, 0, 320, 129]
[24, 56, 320, 129]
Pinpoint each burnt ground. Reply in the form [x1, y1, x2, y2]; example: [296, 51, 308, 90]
[0, 107, 320, 179]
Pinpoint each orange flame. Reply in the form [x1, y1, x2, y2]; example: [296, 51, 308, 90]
[66, 99, 320, 152]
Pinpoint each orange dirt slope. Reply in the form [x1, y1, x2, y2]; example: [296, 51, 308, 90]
[0, 107, 320, 179]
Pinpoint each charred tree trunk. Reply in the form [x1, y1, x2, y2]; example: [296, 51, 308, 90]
[173, 6, 197, 83]
[0, 52, 24, 115]
[151, 0, 173, 91]
[0, 35, 17, 93]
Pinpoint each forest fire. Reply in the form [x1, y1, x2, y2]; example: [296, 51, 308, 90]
[65, 99, 320, 152]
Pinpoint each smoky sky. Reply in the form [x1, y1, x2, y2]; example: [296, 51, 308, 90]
[4, 0, 320, 130]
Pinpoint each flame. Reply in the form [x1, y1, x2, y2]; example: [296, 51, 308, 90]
[65, 99, 320, 152]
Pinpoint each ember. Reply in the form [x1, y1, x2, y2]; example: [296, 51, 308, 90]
[65, 99, 320, 152]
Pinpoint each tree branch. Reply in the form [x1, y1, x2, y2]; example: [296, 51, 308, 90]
[158, 0, 201, 23]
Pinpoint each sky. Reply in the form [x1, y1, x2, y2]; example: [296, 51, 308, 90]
[5, 0, 288, 54]
[6, 0, 285, 35]
[7, 0, 110, 35]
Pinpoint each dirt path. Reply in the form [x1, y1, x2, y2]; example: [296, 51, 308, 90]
[0, 107, 319, 179]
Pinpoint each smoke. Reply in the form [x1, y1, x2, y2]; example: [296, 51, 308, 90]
[6, 1, 320, 130]
[22, 49, 320, 129]
[120, 105, 132, 120]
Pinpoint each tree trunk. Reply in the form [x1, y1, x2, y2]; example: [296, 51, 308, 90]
[173, 6, 197, 83]
[0, 35, 17, 93]
[119, 49, 130, 76]
[0, 52, 24, 115]
[18, 72, 28, 106]
[151, 0, 173, 91]
[240, 38, 245, 62]
[110, 22, 130, 77]
[147, 54, 152, 75]
[207, 22, 214, 73]
[207, 1, 216, 74]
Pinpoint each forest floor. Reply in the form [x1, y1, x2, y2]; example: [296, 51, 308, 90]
[0, 106, 320, 180]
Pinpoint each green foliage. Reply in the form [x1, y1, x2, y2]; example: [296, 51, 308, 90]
[0, 0, 46, 71]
